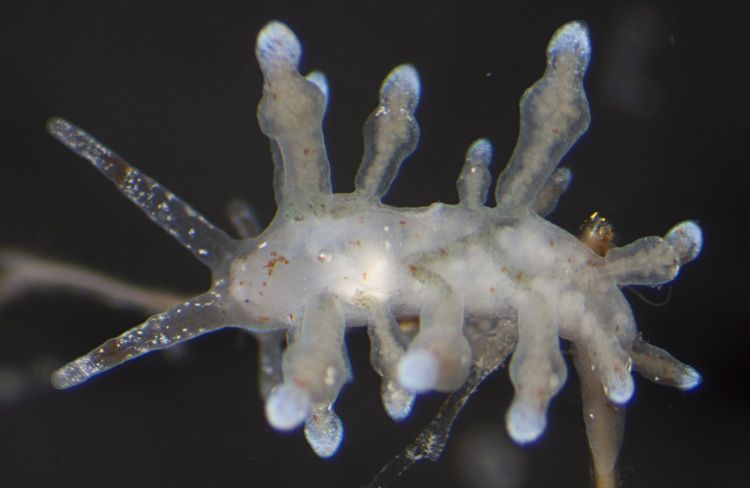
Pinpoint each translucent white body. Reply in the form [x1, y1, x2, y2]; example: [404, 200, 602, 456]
[46, 20, 702, 460]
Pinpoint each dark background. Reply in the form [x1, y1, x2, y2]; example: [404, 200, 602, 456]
[0, 1, 745, 487]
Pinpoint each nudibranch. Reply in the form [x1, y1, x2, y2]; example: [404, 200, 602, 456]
[46, 20, 702, 464]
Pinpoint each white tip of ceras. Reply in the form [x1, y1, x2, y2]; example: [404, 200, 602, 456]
[665, 220, 703, 265]
[265, 383, 312, 431]
[466, 138, 493, 167]
[380, 64, 421, 112]
[505, 399, 547, 444]
[603, 370, 635, 405]
[396, 349, 439, 393]
[304, 406, 344, 458]
[305, 70, 329, 104]
[256, 21, 302, 73]
[676, 365, 703, 391]
[547, 21, 591, 75]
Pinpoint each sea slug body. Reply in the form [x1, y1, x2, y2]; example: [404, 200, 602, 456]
[45, 20, 702, 463]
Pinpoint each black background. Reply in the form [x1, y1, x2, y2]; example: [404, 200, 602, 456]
[0, 1, 745, 487]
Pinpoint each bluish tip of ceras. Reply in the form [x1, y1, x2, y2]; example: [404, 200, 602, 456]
[458, 138, 493, 207]
[677, 366, 702, 391]
[305, 70, 329, 107]
[396, 349, 439, 393]
[256, 21, 302, 72]
[665, 220, 703, 265]
[265, 382, 312, 430]
[547, 21, 591, 75]
[380, 64, 421, 112]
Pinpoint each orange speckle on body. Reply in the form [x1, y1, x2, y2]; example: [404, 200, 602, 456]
[263, 254, 290, 276]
